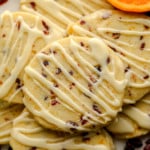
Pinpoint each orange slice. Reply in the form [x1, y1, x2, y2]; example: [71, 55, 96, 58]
[107, 0, 150, 12]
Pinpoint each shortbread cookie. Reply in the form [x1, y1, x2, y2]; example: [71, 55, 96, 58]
[107, 93, 150, 139]
[0, 100, 24, 144]
[68, 9, 150, 104]
[0, 11, 61, 103]
[10, 109, 115, 150]
[20, 0, 113, 34]
[23, 36, 127, 132]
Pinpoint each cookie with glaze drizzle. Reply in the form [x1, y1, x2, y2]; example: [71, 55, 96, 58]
[20, 0, 113, 35]
[10, 109, 115, 150]
[107, 93, 150, 139]
[0, 100, 24, 144]
[23, 36, 127, 132]
[0, 11, 62, 103]
[68, 9, 150, 104]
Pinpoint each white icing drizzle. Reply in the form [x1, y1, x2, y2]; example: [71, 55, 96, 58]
[11, 110, 113, 150]
[107, 116, 135, 134]
[0, 11, 61, 102]
[107, 94, 150, 134]
[68, 9, 150, 96]
[20, 0, 112, 33]
[24, 37, 126, 131]
[0, 102, 23, 144]
[124, 98, 150, 130]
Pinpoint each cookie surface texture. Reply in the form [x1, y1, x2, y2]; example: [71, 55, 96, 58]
[0, 100, 24, 144]
[68, 9, 150, 104]
[0, 11, 61, 103]
[107, 93, 150, 139]
[20, 0, 113, 34]
[23, 36, 127, 132]
[10, 109, 114, 150]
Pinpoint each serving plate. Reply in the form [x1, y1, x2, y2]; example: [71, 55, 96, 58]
[0, 1, 149, 150]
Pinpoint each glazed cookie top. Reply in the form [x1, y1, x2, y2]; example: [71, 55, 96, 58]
[20, 0, 113, 34]
[11, 109, 115, 150]
[0, 100, 24, 144]
[0, 11, 61, 103]
[23, 36, 127, 132]
[107, 93, 150, 139]
[68, 9, 150, 103]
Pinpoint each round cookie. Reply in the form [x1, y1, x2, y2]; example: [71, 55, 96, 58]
[20, 0, 113, 34]
[107, 93, 150, 139]
[23, 36, 127, 132]
[0, 11, 61, 103]
[68, 9, 150, 104]
[10, 109, 115, 150]
[0, 100, 24, 144]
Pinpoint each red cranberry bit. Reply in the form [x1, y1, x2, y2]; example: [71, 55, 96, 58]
[51, 100, 60, 106]
[140, 42, 146, 50]
[43, 60, 49, 66]
[88, 83, 93, 92]
[106, 57, 111, 64]
[95, 65, 102, 72]
[80, 116, 88, 125]
[30, 2, 36, 10]
[16, 78, 21, 84]
[44, 96, 48, 101]
[42, 72, 47, 78]
[42, 20, 49, 31]
[16, 21, 21, 30]
[80, 42, 85, 47]
[0, 0, 8, 6]
[112, 33, 120, 39]
[2, 34, 6, 38]
[16, 84, 23, 90]
[69, 82, 76, 90]
[83, 93, 91, 99]
[93, 104, 101, 114]
[54, 83, 59, 88]
[42, 20, 49, 35]
[143, 75, 149, 79]
[56, 68, 62, 75]
[144, 25, 149, 30]
[4, 117, 10, 121]
[108, 45, 118, 52]
[124, 66, 131, 73]
[89, 75, 97, 83]
[43, 30, 49, 35]
[69, 70, 74, 76]
[53, 50, 57, 55]
[140, 35, 144, 40]
[80, 20, 86, 25]
[15, 78, 23, 89]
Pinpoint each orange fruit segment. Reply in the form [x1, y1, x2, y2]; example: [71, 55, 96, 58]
[106, 0, 150, 12]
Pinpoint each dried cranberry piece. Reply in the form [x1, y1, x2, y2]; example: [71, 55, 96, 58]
[144, 144, 150, 150]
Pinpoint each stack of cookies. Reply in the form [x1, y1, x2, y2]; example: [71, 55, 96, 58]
[0, 0, 149, 149]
